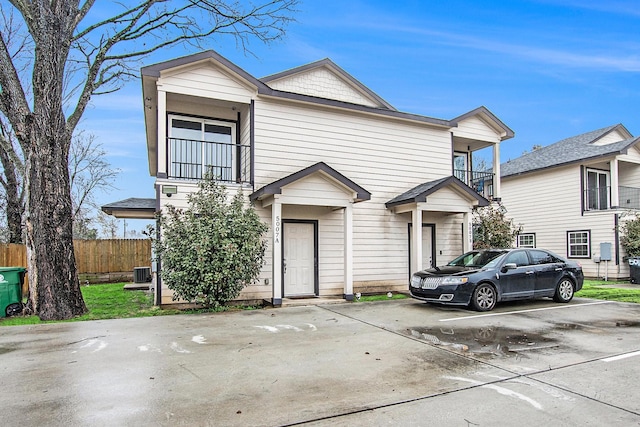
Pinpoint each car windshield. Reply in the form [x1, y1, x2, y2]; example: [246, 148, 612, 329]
[446, 250, 506, 268]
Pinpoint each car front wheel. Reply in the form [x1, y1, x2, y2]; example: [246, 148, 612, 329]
[471, 283, 497, 311]
[553, 278, 574, 303]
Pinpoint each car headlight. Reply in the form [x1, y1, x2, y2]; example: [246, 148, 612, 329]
[441, 276, 468, 285]
[410, 276, 423, 288]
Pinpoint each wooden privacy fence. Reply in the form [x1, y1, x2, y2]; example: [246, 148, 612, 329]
[0, 239, 152, 282]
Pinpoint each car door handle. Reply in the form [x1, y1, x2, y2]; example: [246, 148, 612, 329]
[555, 268, 562, 271]
[525, 270, 535, 275]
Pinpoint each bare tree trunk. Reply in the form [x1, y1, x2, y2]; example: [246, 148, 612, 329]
[24, 130, 86, 320]
[21, 3, 86, 320]
[0, 148, 23, 243]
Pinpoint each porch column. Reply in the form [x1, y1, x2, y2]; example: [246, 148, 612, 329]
[610, 158, 620, 208]
[272, 198, 282, 306]
[463, 210, 472, 252]
[492, 141, 501, 201]
[412, 207, 423, 273]
[157, 88, 167, 177]
[343, 202, 354, 301]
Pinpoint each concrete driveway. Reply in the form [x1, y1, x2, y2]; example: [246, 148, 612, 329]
[1, 297, 640, 426]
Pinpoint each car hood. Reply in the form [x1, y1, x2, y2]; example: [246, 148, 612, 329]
[414, 266, 481, 277]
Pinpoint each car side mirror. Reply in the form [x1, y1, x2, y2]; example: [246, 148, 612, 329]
[502, 263, 517, 273]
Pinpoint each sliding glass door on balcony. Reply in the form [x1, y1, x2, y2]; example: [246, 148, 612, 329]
[585, 169, 609, 211]
[169, 116, 236, 182]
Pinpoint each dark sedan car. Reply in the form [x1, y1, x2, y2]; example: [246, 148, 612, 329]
[410, 248, 584, 311]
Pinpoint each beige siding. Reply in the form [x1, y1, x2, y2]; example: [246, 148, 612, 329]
[240, 107, 252, 181]
[248, 97, 463, 294]
[618, 145, 640, 166]
[501, 166, 629, 279]
[421, 187, 476, 212]
[267, 67, 380, 108]
[159, 63, 255, 103]
[592, 129, 627, 145]
[151, 61, 509, 302]
[281, 174, 354, 206]
[619, 159, 640, 188]
[452, 115, 501, 143]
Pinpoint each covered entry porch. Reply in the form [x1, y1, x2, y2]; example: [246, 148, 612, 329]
[251, 162, 370, 306]
[386, 176, 490, 275]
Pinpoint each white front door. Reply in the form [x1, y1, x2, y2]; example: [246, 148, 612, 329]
[409, 224, 435, 276]
[283, 222, 316, 297]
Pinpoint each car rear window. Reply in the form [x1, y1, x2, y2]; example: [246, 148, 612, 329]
[529, 250, 561, 265]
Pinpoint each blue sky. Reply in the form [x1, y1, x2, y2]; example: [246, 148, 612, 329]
[82, 0, 640, 233]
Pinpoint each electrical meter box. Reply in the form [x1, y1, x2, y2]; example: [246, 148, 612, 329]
[600, 242, 612, 261]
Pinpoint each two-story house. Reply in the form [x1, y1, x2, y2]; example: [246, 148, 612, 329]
[501, 124, 640, 280]
[104, 50, 514, 307]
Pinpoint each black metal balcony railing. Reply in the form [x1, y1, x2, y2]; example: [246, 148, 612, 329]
[584, 186, 640, 211]
[454, 169, 494, 199]
[168, 137, 251, 183]
[618, 186, 640, 209]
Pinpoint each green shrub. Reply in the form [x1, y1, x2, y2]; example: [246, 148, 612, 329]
[620, 214, 640, 258]
[155, 176, 268, 309]
[473, 204, 522, 249]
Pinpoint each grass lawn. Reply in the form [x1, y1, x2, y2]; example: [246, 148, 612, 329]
[356, 293, 408, 302]
[0, 283, 180, 326]
[2, 280, 637, 326]
[576, 280, 640, 303]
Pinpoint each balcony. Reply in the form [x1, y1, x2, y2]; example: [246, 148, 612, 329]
[167, 137, 251, 183]
[618, 186, 640, 210]
[584, 186, 640, 211]
[454, 169, 494, 199]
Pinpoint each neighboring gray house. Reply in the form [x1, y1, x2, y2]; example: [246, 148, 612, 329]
[105, 50, 513, 306]
[501, 124, 640, 280]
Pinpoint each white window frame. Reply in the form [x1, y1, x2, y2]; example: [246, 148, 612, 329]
[585, 168, 610, 211]
[517, 233, 536, 248]
[567, 230, 591, 258]
[168, 114, 237, 180]
[453, 152, 469, 184]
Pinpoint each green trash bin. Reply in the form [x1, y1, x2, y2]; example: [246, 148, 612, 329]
[0, 267, 26, 317]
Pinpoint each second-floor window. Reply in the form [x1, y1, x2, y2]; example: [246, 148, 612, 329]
[454, 152, 468, 183]
[585, 169, 609, 211]
[169, 115, 236, 181]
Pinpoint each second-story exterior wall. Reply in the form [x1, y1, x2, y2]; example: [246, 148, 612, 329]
[142, 51, 512, 305]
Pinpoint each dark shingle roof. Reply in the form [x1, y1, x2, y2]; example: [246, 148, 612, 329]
[385, 176, 489, 208]
[501, 124, 639, 178]
[101, 198, 156, 215]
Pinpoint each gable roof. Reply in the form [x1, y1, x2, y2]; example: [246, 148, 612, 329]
[261, 58, 396, 111]
[450, 106, 515, 141]
[385, 176, 489, 208]
[142, 50, 455, 129]
[250, 162, 371, 203]
[501, 124, 640, 178]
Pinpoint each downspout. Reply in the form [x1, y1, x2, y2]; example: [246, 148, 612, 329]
[154, 183, 162, 306]
[580, 166, 585, 216]
[250, 100, 255, 188]
[236, 111, 241, 182]
[615, 213, 620, 267]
